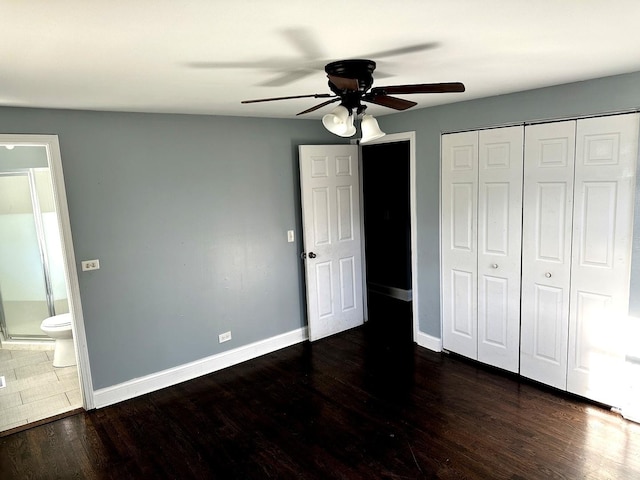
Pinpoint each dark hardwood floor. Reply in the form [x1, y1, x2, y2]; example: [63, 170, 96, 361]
[2, 324, 640, 479]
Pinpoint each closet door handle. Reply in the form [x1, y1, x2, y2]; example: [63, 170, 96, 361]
[545, 272, 552, 278]
[492, 263, 499, 269]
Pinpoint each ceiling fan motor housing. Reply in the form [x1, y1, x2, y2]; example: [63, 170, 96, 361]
[325, 59, 376, 111]
[324, 59, 376, 86]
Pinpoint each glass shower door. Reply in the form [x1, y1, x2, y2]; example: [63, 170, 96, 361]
[0, 173, 51, 338]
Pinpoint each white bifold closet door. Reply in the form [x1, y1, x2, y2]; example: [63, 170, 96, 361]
[520, 113, 639, 406]
[567, 113, 639, 407]
[442, 126, 523, 372]
[477, 127, 523, 372]
[441, 131, 479, 360]
[445, 114, 638, 406]
[520, 120, 576, 389]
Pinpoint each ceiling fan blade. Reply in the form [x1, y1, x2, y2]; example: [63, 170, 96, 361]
[258, 69, 316, 87]
[296, 98, 341, 116]
[280, 28, 324, 59]
[363, 94, 417, 111]
[242, 93, 333, 104]
[361, 42, 440, 59]
[369, 71, 394, 80]
[327, 74, 359, 91]
[371, 82, 466, 95]
[185, 60, 278, 69]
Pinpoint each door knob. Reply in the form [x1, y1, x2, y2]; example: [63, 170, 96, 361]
[492, 263, 498, 269]
[308, 252, 317, 259]
[545, 272, 552, 278]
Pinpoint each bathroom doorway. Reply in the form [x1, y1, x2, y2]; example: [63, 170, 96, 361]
[0, 137, 92, 434]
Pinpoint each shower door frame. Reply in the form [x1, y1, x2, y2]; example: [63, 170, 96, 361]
[0, 169, 58, 339]
[0, 134, 94, 409]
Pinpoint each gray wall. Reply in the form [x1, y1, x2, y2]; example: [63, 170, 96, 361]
[0, 70, 639, 390]
[0, 108, 336, 389]
[379, 70, 640, 336]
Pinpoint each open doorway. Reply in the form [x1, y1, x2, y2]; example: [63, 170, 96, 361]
[0, 135, 92, 435]
[361, 133, 415, 349]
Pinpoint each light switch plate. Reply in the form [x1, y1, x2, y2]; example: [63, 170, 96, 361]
[287, 230, 295, 243]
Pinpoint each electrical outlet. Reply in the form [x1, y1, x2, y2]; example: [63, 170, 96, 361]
[81, 259, 100, 271]
[218, 331, 232, 343]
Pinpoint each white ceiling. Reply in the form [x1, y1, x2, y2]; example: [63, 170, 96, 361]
[3, 0, 640, 119]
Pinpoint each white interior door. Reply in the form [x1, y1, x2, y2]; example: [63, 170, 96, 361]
[441, 131, 479, 359]
[477, 126, 523, 373]
[567, 113, 639, 407]
[299, 145, 364, 342]
[520, 120, 576, 389]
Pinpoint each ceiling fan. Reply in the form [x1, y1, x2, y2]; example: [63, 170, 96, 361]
[241, 59, 465, 141]
[187, 28, 440, 87]
[242, 59, 465, 115]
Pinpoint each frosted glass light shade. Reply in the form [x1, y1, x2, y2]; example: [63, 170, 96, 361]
[322, 106, 356, 137]
[360, 114, 386, 143]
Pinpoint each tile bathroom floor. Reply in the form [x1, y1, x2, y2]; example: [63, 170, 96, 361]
[0, 347, 82, 433]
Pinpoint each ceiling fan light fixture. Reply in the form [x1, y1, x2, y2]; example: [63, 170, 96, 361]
[241, 58, 465, 125]
[322, 105, 356, 137]
[360, 114, 386, 143]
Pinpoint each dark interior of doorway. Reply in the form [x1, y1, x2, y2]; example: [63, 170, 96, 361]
[361, 140, 413, 349]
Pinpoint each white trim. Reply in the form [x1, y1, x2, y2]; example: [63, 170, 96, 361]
[442, 108, 640, 136]
[408, 132, 419, 342]
[360, 132, 419, 342]
[0, 135, 95, 410]
[416, 331, 442, 352]
[358, 148, 369, 323]
[439, 135, 445, 357]
[93, 327, 308, 408]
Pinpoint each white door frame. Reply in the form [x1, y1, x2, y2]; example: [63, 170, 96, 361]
[0, 134, 94, 410]
[358, 131, 419, 342]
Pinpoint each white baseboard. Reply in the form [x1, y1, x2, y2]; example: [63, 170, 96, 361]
[93, 327, 308, 409]
[416, 331, 442, 352]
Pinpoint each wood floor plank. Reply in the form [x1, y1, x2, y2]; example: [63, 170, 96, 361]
[1, 325, 640, 479]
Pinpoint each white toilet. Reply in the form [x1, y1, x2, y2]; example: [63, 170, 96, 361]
[40, 313, 76, 367]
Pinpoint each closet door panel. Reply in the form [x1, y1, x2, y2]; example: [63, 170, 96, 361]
[442, 132, 478, 359]
[477, 126, 523, 372]
[520, 121, 575, 389]
[567, 113, 639, 407]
